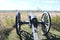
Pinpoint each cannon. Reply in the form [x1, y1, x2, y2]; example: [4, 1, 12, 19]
[15, 11, 51, 40]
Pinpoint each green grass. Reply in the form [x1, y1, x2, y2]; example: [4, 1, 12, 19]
[2, 17, 15, 29]
[1, 16, 60, 40]
[51, 16, 60, 32]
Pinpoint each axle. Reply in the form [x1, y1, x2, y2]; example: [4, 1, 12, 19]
[19, 21, 43, 25]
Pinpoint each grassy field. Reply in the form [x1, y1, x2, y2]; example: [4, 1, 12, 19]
[0, 11, 60, 40]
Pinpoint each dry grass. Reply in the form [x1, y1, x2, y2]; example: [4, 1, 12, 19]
[0, 11, 60, 21]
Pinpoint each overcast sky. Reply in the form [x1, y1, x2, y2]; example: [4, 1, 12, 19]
[0, 0, 60, 11]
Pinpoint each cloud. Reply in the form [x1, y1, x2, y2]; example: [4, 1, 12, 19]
[0, 0, 16, 10]
[0, 0, 38, 10]
[0, 0, 30, 10]
[44, 0, 57, 4]
[0, 0, 60, 11]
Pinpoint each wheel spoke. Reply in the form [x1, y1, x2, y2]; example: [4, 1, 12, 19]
[45, 25, 49, 31]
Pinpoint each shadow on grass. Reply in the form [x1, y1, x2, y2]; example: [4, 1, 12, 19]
[3, 25, 15, 40]
[2, 24, 60, 40]
[19, 30, 60, 40]
[19, 30, 33, 40]
[52, 26, 60, 32]
[52, 22, 60, 32]
[42, 32, 60, 40]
